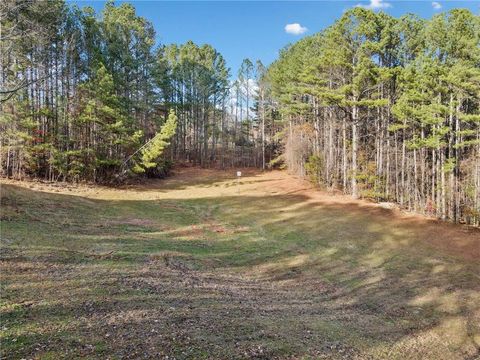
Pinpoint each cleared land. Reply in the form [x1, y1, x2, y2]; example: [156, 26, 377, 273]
[1, 168, 479, 359]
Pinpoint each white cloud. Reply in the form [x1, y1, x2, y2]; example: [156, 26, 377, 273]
[285, 23, 308, 35]
[432, 1, 442, 10]
[356, 0, 392, 10]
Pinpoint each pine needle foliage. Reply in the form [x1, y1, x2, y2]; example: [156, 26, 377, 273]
[133, 110, 178, 173]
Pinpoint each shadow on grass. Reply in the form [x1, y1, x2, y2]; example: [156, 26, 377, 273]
[1, 184, 479, 359]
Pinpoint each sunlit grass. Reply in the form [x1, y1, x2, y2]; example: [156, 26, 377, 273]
[1, 170, 479, 359]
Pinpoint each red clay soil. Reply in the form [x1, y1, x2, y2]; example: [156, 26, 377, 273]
[259, 171, 480, 262]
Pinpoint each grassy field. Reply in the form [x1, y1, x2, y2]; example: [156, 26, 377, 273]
[1, 168, 479, 359]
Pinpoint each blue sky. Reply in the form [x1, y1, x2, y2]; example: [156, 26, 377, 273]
[70, 1, 480, 77]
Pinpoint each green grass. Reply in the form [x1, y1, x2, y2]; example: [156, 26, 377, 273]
[1, 172, 479, 359]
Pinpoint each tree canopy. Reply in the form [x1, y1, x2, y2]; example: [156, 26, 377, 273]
[264, 7, 480, 225]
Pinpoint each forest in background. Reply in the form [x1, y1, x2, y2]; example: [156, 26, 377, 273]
[1, 1, 479, 225]
[1, 0, 274, 183]
[265, 8, 480, 226]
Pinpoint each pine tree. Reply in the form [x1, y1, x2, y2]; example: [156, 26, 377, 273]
[133, 110, 177, 174]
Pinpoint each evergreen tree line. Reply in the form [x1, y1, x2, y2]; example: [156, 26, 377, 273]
[263, 8, 480, 225]
[157, 48, 278, 169]
[1, 0, 271, 182]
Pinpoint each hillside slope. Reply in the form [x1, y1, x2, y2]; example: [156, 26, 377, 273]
[1, 168, 479, 359]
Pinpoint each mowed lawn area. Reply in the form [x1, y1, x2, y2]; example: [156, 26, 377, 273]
[1, 168, 479, 359]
